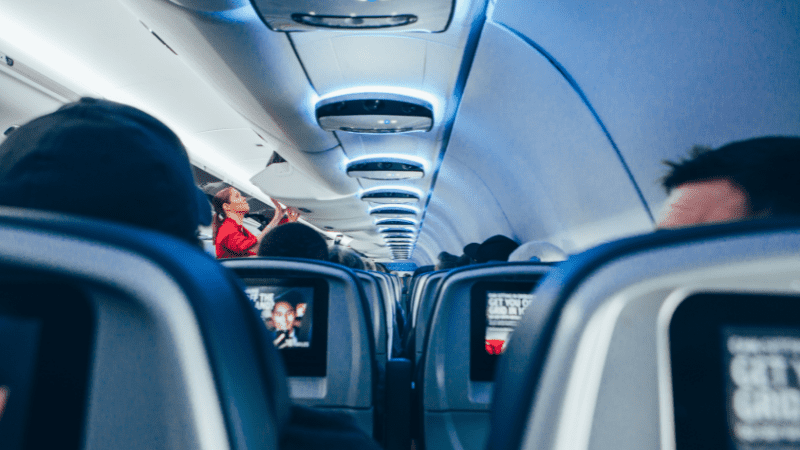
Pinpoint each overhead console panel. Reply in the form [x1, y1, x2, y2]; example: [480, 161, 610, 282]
[250, 0, 454, 32]
[316, 94, 433, 134]
[346, 157, 424, 180]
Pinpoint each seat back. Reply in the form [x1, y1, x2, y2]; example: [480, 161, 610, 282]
[0, 207, 286, 450]
[355, 270, 389, 366]
[412, 269, 449, 363]
[487, 219, 800, 450]
[222, 258, 376, 436]
[419, 263, 550, 450]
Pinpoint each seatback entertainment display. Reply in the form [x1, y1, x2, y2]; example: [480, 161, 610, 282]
[670, 293, 800, 450]
[245, 286, 313, 349]
[485, 291, 535, 355]
[724, 328, 800, 447]
[238, 277, 328, 377]
[471, 280, 540, 381]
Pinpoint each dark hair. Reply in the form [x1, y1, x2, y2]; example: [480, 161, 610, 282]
[211, 187, 235, 237]
[0, 98, 206, 244]
[328, 245, 365, 270]
[257, 222, 328, 261]
[662, 137, 800, 216]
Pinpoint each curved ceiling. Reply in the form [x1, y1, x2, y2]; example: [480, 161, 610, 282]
[0, 0, 798, 263]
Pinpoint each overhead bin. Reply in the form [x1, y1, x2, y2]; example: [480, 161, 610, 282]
[250, 0, 455, 32]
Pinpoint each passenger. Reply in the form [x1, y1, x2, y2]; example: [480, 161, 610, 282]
[363, 258, 378, 271]
[0, 97, 210, 243]
[257, 222, 329, 261]
[329, 244, 366, 270]
[508, 240, 568, 262]
[476, 235, 520, 262]
[658, 137, 800, 228]
[435, 251, 460, 270]
[213, 187, 298, 258]
[0, 98, 383, 450]
[463, 243, 480, 264]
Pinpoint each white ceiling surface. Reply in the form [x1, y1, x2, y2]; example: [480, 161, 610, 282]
[3, 0, 797, 263]
[490, 0, 800, 213]
[0, 0, 280, 207]
[428, 22, 654, 257]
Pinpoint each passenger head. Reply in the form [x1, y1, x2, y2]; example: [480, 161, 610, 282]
[0, 98, 210, 244]
[211, 187, 249, 233]
[463, 243, 480, 263]
[328, 245, 365, 270]
[271, 301, 296, 332]
[257, 222, 328, 260]
[659, 137, 800, 228]
[508, 241, 568, 262]
[363, 258, 377, 271]
[435, 251, 460, 271]
[476, 235, 519, 263]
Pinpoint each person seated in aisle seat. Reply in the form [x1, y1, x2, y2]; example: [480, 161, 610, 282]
[0, 97, 383, 450]
[658, 136, 800, 228]
[257, 222, 329, 261]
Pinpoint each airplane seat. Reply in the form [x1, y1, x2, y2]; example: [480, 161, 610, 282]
[373, 271, 406, 358]
[417, 263, 551, 450]
[410, 269, 449, 366]
[486, 218, 800, 450]
[354, 270, 390, 367]
[0, 206, 287, 450]
[400, 271, 433, 359]
[222, 258, 411, 450]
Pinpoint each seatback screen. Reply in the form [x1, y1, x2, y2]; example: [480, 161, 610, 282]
[671, 293, 800, 450]
[0, 316, 41, 450]
[0, 282, 94, 450]
[724, 328, 800, 447]
[246, 286, 314, 349]
[485, 291, 535, 355]
[240, 277, 328, 377]
[471, 280, 540, 381]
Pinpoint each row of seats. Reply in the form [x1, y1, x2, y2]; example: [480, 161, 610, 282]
[4, 206, 800, 450]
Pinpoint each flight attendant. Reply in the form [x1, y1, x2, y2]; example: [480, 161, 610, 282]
[212, 187, 298, 258]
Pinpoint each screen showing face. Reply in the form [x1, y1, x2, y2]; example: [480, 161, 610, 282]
[485, 291, 535, 355]
[245, 286, 313, 349]
[724, 327, 800, 448]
